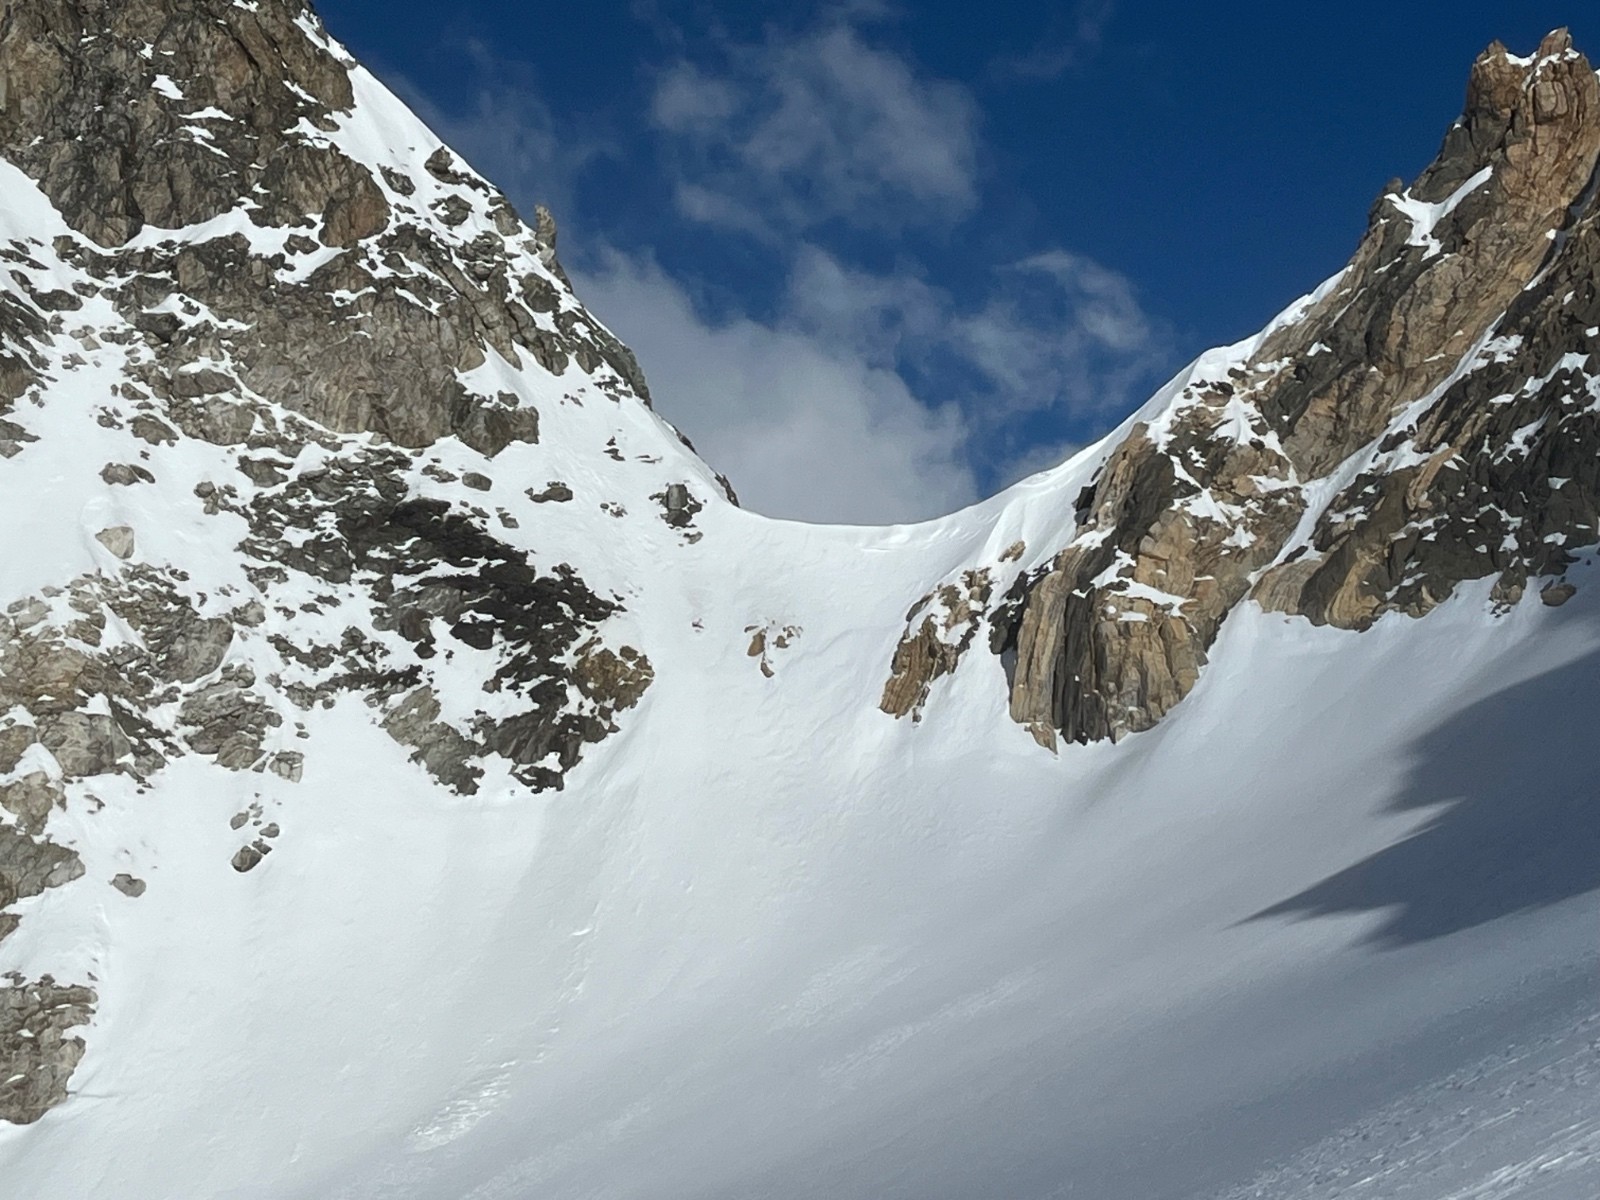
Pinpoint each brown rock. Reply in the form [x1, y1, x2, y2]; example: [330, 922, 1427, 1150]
[997, 34, 1600, 745]
[881, 571, 993, 721]
[0, 977, 96, 1125]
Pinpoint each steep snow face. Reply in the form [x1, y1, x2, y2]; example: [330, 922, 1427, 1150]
[0, 6, 1597, 1199]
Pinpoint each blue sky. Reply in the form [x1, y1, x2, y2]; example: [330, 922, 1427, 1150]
[316, 0, 1592, 522]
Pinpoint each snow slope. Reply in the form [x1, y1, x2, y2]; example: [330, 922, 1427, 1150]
[0, 15, 1596, 1200]
[3, 380, 1597, 1199]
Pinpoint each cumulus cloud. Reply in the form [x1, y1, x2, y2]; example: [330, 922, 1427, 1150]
[373, 11, 1169, 524]
[574, 250, 979, 525]
[574, 242, 1162, 523]
[651, 21, 980, 236]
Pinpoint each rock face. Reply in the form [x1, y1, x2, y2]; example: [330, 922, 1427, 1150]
[0, 976, 95, 1125]
[0, 0, 645, 455]
[880, 569, 993, 721]
[0, 0, 692, 1123]
[979, 31, 1600, 745]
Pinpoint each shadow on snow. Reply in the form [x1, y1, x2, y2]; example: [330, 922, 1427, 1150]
[1251, 638, 1600, 946]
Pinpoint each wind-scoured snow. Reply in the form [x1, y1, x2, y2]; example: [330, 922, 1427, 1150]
[1389, 167, 1495, 258]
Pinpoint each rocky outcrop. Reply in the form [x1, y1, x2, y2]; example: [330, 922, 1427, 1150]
[0, 0, 663, 806]
[1253, 140, 1600, 625]
[233, 448, 651, 793]
[0, 0, 643, 457]
[0, 976, 95, 1125]
[654, 483, 703, 530]
[0, 0, 357, 245]
[0, 0, 675, 1126]
[991, 31, 1600, 745]
[0, 824, 82, 912]
[881, 570, 993, 721]
[745, 621, 802, 679]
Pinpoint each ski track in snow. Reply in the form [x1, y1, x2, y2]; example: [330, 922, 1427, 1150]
[1216, 1004, 1600, 1200]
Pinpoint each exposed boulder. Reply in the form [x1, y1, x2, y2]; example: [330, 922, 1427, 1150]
[881, 571, 993, 722]
[94, 526, 135, 560]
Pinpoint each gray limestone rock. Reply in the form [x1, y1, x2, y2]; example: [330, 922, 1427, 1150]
[382, 687, 483, 796]
[0, 725, 37, 774]
[178, 678, 280, 769]
[36, 712, 130, 779]
[0, 978, 96, 1125]
[100, 463, 153, 486]
[94, 526, 135, 560]
[654, 483, 703, 530]
[527, 482, 573, 504]
[0, 826, 84, 909]
[0, 773, 61, 838]
[266, 751, 303, 782]
[231, 842, 269, 874]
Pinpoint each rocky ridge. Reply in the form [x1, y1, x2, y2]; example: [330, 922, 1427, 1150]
[0, 0, 722, 1123]
[884, 30, 1600, 747]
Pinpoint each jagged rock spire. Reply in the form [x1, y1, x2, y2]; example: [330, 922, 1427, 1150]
[960, 33, 1600, 746]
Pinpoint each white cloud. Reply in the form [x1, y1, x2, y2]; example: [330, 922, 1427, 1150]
[781, 244, 945, 361]
[1008, 251, 1151, 353]
[574, 250, 979, 525]
[370, 15, 1169, 524]
[651, 63, 739, 130]
[651, 22, 980, 236]
[573, 242, 1163, 523]
[783, 245, 1161, 423]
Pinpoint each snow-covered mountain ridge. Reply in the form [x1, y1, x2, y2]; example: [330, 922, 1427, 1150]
[0, 5, 1596, 1198]
[0, 0, 728, 1123]
[899, 28, 1600, 747]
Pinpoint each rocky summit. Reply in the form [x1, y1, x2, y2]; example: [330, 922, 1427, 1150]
[0, 6, 1597, 1199]
[0, 0, 703, 1124]
[888, 29, 1600, 748]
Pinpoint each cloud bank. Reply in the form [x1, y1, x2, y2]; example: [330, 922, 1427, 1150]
[378, 5, 1167, 524]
